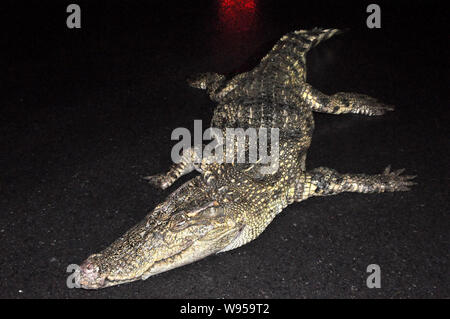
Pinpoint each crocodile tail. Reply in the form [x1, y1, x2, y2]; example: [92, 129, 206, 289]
[283, 28, 344, 54]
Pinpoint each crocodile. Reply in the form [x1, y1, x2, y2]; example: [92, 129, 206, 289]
[78, 28, 415, 289]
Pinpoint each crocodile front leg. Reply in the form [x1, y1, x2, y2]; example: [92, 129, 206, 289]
[144, 147, 201, 189]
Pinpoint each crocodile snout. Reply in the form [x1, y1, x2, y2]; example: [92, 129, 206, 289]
[78, 256, 106, 289]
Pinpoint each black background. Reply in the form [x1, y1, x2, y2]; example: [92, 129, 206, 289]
[0, 0, 448, 298]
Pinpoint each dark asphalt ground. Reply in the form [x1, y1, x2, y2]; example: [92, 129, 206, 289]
[0, 1, 448, 298]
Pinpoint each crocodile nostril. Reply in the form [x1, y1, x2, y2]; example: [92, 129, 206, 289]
[80, 261, 95, 273]
[79, 260, 105, 289]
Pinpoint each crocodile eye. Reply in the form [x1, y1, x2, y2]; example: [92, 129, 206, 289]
[169, 211, 190, 231]
[207, 206, 225, 217]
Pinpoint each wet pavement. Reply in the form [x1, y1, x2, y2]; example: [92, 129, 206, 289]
[0, 1, 448, 298]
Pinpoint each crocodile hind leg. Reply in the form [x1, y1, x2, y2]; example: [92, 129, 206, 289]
[300, 83, 394, 116]
[295, 166, 416, 201]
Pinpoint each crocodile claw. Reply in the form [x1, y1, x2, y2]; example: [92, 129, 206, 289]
[143, 174, 171, 190]
[380, 166, 417, 191]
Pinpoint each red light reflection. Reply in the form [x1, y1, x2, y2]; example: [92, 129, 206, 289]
[218, 0, 258, 33]
[211, 0, 262, 68]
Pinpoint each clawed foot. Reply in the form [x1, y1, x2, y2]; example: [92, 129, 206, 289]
[143, 174, 171, 190]
[364, 102, 394, 116]
[379, 165, 417, 191]
[335, 93, 395, 116]
[355, 93, 394, 116]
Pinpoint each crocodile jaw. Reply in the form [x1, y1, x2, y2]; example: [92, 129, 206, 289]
[78, 205, 242, 289]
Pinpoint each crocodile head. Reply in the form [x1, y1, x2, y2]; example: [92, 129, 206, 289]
[78, 182, 243, 289]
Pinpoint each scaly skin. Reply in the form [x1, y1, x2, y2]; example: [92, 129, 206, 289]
[78, 28, 415, 289]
